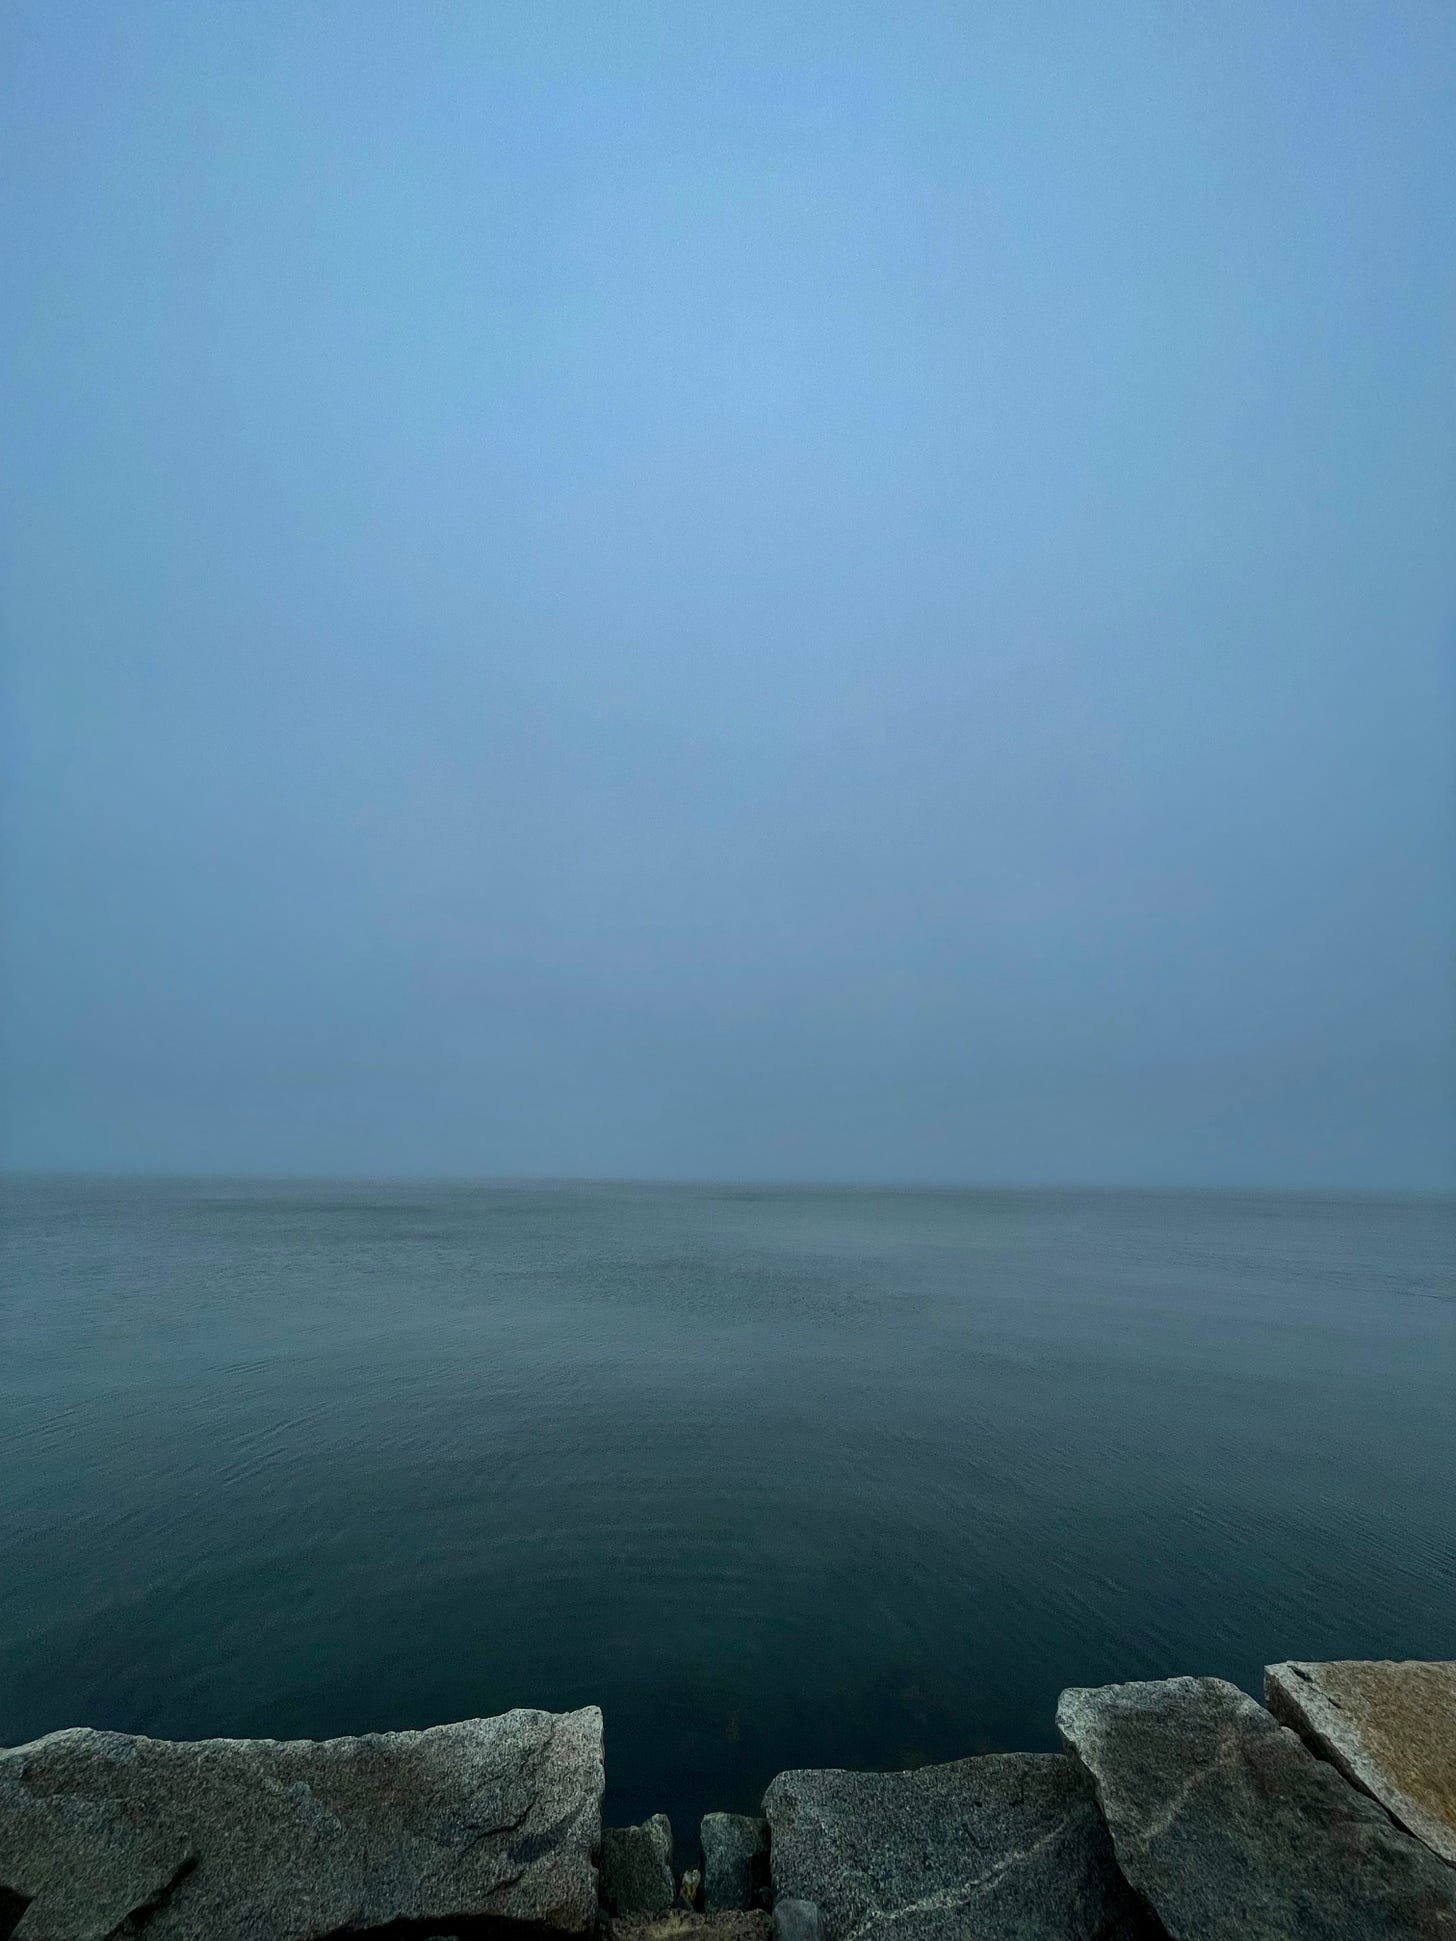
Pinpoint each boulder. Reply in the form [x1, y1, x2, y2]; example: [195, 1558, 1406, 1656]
[0, 1706, 604, 1939]
[762, 1753, 1153, 1941]
[701, 1813, 770, 1911]
[773, 1899, 824, 1941]
[1058, 1677, 1456, 1940]
[602, 1815, 676, 1918]
[1266, 1659, 1456, 1866]
[607, 1914, 770, 1941]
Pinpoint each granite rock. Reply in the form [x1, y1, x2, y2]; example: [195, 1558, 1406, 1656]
[763, 1752, 1152, 1941]
[701, 1814, 770, 1911]
[1058, 1676, 1456, 1940]
[607, 1913, 770, 1941]
[602, 1815, 676, 1918]
[773, 1899, 824, 1941]
[1266, 1659, 1456, 1866]
[0, 1706, 604, 1940]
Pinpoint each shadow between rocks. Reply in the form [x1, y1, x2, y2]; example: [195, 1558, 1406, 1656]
[0, 1887, 30, 1941]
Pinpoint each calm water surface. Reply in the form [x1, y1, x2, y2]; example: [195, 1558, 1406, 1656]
[2, 1177, 1453, 1840]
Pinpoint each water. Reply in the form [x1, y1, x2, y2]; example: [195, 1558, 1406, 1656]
[2, 1177, 1453, 1846]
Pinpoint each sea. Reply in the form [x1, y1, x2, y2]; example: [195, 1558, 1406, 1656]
[2, 1175, 1452, 1842]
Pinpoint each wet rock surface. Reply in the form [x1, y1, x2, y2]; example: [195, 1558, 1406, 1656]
[701, 1814, 770, 1912]
[1266, 1659, 1456, 1867]
[1058, 1676, 1456, 1941]
[0, 1707, 604, 1940]
[601, 1816, 677, 1919]
[763, 1752, 1153, 1941]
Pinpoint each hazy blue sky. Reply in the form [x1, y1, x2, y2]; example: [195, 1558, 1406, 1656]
[3, 1, 1452, 1186]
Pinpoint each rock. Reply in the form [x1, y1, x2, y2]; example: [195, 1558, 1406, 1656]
[602, 1814, 676, 1917]
[681, 1868, 704, 1909]
[773, 1898, 824, 1941]
[1058, 1676, 1456, 1940]
[763, 1752, 1151, 1941]
[1266, 1659, 1456, 1866]
[0, 1706, 604, 1939]
[608, 1913, 770, 1941]
[701, 1812, 770, 1911]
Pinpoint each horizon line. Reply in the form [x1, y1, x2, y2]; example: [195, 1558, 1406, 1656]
[2, 1167, 1451, 1201]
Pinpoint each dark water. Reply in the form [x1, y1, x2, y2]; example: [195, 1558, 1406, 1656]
[3, 1177, 1453, 1845]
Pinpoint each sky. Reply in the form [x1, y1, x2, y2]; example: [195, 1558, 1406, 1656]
[2, 1, 1452, 1189]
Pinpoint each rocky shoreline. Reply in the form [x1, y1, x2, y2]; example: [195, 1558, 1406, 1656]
[2, 1659, 1452, 1939]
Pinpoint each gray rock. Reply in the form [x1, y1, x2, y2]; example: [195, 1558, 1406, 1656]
[0, 1706, 604, 1939]
[702, 1812, 770, 1911]
[773, 1898, 824, 1941]
[607, 1913, 770, 1941]
[1058, 1676, 1456, 1940]
[1266, 1659, 1456, 1866]
[682, 1867, 704, 1909]
[763, 1752, 1152, 1941]
[602, 1814, 676, 1917]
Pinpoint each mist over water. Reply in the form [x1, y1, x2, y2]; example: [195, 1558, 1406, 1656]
[4, 1175, 1452, 1836]
[4, 11, 1454, 1902]
[5, 4, 1454, 1196]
